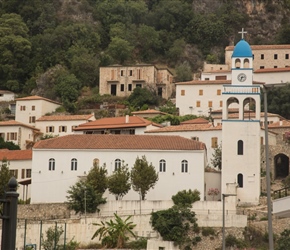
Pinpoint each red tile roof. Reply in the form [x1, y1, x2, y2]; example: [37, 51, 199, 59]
[0, 120, 40, 131]
[131, 109, 167, 115]
[33, 134, 205, 150]
[146, 124, 221, 133]
[181, 118, 209, 125]
[37, 114, 94, 121]
[255, 67, 290, 73]
[0, 149, 32, 161]
[175, 80, 264, 85]
[74, 116, 160, 131]
[269, 120, 290, 128]
[15, 95, 61, 105]
[226, 44, 290, 51]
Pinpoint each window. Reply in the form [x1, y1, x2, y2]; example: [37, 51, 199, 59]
[181, 160, 188, 173]
[253, 54, 255, 60]
[208, 101, 212, 108]
[21, 169, 25, 179]
[260, 137, 264, 145]
[181, 90, 185, 96]
[260, 66, 264, 69]
[129, 70, 133, 76]
[199, 89, 203, 96]
[205, 78, 210, 80]
[32, 106, 35, 111]
[137, 69, 141, 79]
[136, 84, 142, 88]
[10, 170, 18, 178]
[191, 136, 199, 141]
[26, 169, 31, 178]
[71, 158, 77, 171]
[129, 129, 135, 134]
[159, 159, 166, 172]
[274, 54, 278, 59]
[261, 54, 264, 59]
[115, 159, 121, 171]
[59, 126, 67, 132]
[46, 126, 54, 133]
[93, 158, 99, 166]
[237, 140, 244, 155]
[211, 137, 218, 148]
[20, 105, 26, 111]
[29, 116, 36, 123]
[274, 66, 277, 68]
[220, 101, 223, 107]
[120, 84, 125, 91]
[7, 132, 17, 140]
[237, 173, 243, 188]
[128, 84, 132, 91]
[71, 125, 77, 131]
[196, 101, 201, 107]
[286, 54, 289, 59]
[217, 89, 221, 95]
[49, 158, 55, 171]
[121, 70, 124, 76]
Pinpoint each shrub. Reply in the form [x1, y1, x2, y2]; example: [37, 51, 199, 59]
[225, 234, 247, 248]
[171, 189, 200, 207]
[202, 227, 215, 237]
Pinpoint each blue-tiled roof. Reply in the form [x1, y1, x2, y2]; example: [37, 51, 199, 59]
[232, 39, 252, 57]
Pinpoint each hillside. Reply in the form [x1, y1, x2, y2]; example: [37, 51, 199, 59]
[1, 0, 290, 111]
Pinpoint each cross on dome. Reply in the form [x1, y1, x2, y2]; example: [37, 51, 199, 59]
[238, 28, 247, 39]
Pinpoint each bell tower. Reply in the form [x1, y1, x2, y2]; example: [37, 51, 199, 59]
[221, 29, 261, 205]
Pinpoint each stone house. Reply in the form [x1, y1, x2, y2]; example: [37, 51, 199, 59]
[99, 64, 174, 99]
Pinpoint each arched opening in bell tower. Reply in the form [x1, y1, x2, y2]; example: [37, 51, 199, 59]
[243, 97, 256, 120]
[274, 153, 289, 179]
[225, 97, 239, 119]
[235, 58, 241, 68]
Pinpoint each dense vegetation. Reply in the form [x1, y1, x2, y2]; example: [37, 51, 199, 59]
[1, 0, 290, 115]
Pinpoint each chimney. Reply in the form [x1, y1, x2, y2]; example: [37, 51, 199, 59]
[125, 115, 129, 123]
[280, 120, 283, 126]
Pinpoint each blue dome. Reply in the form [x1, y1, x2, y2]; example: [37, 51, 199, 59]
[232, 39, 252, 57]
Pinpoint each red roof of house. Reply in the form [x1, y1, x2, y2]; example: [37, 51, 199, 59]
[226, 44, 290, 51]
[33, 134, 205, 150]
[175, 80, 264, 85]
[146, 124, 221, 133]
[37, 114, 94, 122]
[269, 120, 290, 128]
[181, 118, 209, 125]
[131, 109, 167, 115]
[0, 120, 40, 131]
[255, 67, 290, 73]
[0, 149, 32, 161]
[74, 116, 161, 131]
[15, 95, 61, 105]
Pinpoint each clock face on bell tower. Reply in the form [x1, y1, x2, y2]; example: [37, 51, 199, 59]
[237, 73, 247, 82]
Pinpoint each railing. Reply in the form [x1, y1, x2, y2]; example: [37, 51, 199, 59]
[223, 85, 261, 94]
[273, 186, 290, 200]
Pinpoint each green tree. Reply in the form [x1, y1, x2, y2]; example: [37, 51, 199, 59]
[107, 37, 133, 64]
[0, 137, 20, 150]
[127, 87, 159, 109]
[86, 163, 108, 194]
[211, 143, 222, 170]
[277, 229, 290, 250]
[108, 164, 131, 200]
[172, 189, 200, 208]
[0, 158, 13, 197]
[66, 180, 106, 214]
[175, 62, 193, 82]
[131, 156, 158, 200]
[151, 206, 199, 248]
[0, 13, 31, 92]
[92, 213, 136, 248]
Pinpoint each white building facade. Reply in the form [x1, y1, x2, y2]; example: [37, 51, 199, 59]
[31, 134, 206, 203]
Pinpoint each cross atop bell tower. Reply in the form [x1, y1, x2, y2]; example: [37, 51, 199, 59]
[238, 28, 247, 39]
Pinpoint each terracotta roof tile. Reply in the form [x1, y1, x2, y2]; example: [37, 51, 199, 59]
[74, 116, 156, 131]
[255, 67, 290, 73]
[15, 95, 61, 105]
[146, 124, 222, 133]
[33, 134, 205, 150]
[0, 120, 40, 131]
[226, 44, 290, 51]
[175, 80, 263, 85]
[181, 118, 209, 125]
[37, 114, 94, 121]
[269, 120, 290, 128]
[0, 150, 32, 161]
[131, 109, 167, 115]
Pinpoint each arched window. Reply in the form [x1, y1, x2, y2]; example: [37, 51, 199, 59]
[237, 140, 244, 155]
[115, 159, 121, 171]
[49, 158, 55, 171]
[159, 160, 166, 172]
[71, 158, 77, 171]
[181, 160, 188, 173]
[93, 158, 99, 166]
[237, 173, 243, 188]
